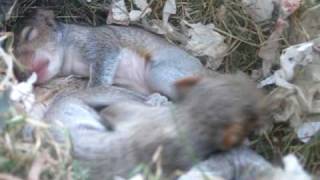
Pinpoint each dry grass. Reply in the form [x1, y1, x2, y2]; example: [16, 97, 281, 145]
[0, 0, 320, 178]
[0, 107, 82, 179]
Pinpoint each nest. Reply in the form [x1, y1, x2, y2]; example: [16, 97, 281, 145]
[0, 0, 319, 179]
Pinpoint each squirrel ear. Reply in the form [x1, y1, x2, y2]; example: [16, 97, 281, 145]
[174, 76, 201, 98]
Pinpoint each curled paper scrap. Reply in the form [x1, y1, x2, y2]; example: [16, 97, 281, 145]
[260, 38, 320, 143]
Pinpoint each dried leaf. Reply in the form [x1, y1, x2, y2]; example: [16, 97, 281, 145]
[263, 38, 320, 143]
[296, 122, 320, 143]
[107, 0, 130, 25]
[107, 0, 152, 24]
[242, 0, 275, 22]
[133, 0, 149, 11]
[259, 19, 287, 77]
[184, 22, 227, 69]
[162, 0, 176, 28]
[129, 0, 151, 21]
[280, 154, 311, 180]
[259, 40, 314, 87]
[258, 0, 301, 76]
[10, 73, 37, 112]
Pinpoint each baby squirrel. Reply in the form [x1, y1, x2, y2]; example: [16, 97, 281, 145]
[44, 73, 269, 179]
[14, 9, 204, 99]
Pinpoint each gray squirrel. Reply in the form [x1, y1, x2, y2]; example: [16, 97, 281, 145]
[44, 73, 269, 179]
[14, 9, 204, 100]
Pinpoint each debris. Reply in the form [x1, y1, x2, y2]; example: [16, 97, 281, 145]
[261, 38, 320, 143]
[147, 0, 179, 40]
[296, 122, 320, 143]
[2, 0, 320, 178]
[0, 32, 16, 89]
[241, 0, 302, 24]
[279, 154, 311, 180]
[107, 0, 151, 24]
[259, 40, 315, 88]
[129, 0, 151, 21]
[162, 0, 176, 29]
[259, 19, 288, 76]
[260, 154, 312, 180]
[0, 32, 37, 113]
[184, 22, 227, 69]
[242, 0, 275, 22]
[9, 73, 36, 112]
[258, 0, 302, 76]
[107, 0, 130, 25]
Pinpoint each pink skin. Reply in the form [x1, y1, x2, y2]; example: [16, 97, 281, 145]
[32, 59, 49, 83]
[19, 49, 50, 83]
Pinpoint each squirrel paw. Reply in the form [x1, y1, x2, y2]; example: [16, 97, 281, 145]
[145, 93, 170, 106]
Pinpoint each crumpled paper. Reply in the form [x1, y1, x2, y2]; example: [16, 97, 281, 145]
[259, 40, 315, 88]
[259, 19, 288, 76]
[242, 0, 302, 23]
[0, 32, 37, 113]
[257, 0, 302, 76]
[184, 22, 228, 69]
[162, 0, 176, 29]
[148, 0, 179, 37]
[260, 38, 320, 143]
[106, 0, 227, 69]
[10, 73, 37, 112]
[269, 154, 312, 180]
[107, 0, 151, 24]
[296, 122, 320, 143]
[242, 0, 275, 22]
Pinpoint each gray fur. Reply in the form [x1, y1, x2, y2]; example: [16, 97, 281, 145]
[63, 25, 204, 96]
[178, 146, 273, 180]
[15, 10, 204, 99]
[44, 73, 269, 180]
